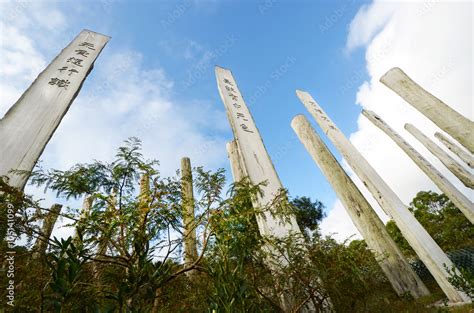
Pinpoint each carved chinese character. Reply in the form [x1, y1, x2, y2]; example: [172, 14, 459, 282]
[58, 66, 79, 76]
[223, 78, 233, 86]
[78, 42, 95, 50]
[232, 102, 241, 109]
[236, 112, 248, 121]
[68, 68, 79, 76]
[48, 78, 70, 89]
[240, 124, 253, 133]
[75, 49, 90, 57]
[225, 85, 236, 93]
[228, 93, 238, 101]
[67, 57, 83, 67]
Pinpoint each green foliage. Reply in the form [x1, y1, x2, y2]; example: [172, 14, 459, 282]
[445, 265, 474, 299]
[206, 179, 275, 312]
[290, 196, 325, 238]
[3, 140, 472, 312]
[1, 138, 184, 312]
[0, 176, 41, 245]
[45, 236, 89, 312]
[27, 137, 158, 200]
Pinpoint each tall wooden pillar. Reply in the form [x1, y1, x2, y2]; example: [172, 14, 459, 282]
[74, 195, 94, 241]
[380, 67, 474, 153]
[296, 90, 470, 303]
[362, 110, 473, 224]
[434, 132, 474, 169]
[215, 66, 302, 240]
[181, 157, 198, 271]
[216, 67, 332, 311]
[33, 204, 62, 258]
[0, 30, 110, 189]
[405, 123, 474, 189]
[291, 115, 429, 298]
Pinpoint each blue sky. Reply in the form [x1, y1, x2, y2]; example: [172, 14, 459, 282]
[58, 0, 369, 206]
[1, 0, 471, 241]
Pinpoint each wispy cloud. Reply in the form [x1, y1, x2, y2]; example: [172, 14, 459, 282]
[345, 1, 395, 53]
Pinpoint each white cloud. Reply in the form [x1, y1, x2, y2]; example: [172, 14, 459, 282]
[320, 200, 361, 242]
[321, 0, 473, 241]
[0, 24, 46, 112]
[345, 1, 396, 52]
[0, 0, 72, 115]
[45, 49, 228, 176]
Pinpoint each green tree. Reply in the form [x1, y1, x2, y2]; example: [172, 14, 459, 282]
[1, 138, 218, 311]
[290, 196, 325, 237]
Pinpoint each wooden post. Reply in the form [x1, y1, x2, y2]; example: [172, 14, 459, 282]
[74, 195, 94, 241]
[226, 140, 247, 182]
[362, 111, 474, 224]
[216, 67, 331, 311]
[0, 30, 110, 190]
[94, 190, 115, 280]
[138, 173, 152, 224]
[435, 132, 474, 169]
[33, 204, 62, 258]
[181, 157, 198, 272]
[405, 124, 474, 189]
[215, 66, 302, 240]
[291, 115, 430, 298]
[296, 90, 470, 303]
[380, 67, 474, 154]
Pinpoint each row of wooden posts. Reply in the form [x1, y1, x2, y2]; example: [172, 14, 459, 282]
[214, 65, 473, 310]
[0, 30, 472, 310]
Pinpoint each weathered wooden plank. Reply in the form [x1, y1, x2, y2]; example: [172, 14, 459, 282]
[215, 66, 302, 239]
[33, 204, 62, 258]
[296, 90, 470, 303]
[405, 124, 474, 189]
[0, 29, 110, 189]
[435, 132, 474, 169]
[216, 67, 332, 312]
[181, 157, 198, 273]
[74, 195, 94, 241]
[380, 67, 474, 154]
[94, 190, 115, 280]
[291, 115, 430, 298]
[362, 111, 474, 224]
